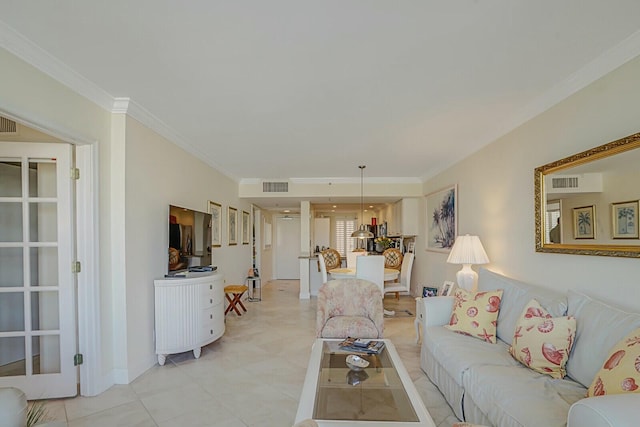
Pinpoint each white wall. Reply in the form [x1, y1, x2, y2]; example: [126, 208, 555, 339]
[417, 54, 640, 312]
[124, 117, 252, 381]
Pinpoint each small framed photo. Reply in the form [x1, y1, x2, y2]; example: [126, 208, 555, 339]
[228, 206, 237, 245]
[611, 201, 639, 239]
[422, 286, 438, 298]
[441, 281, 456, 297]
[573, 205, 595, 239]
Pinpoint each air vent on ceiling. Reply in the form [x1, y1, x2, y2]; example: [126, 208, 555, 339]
[0, 117, 18, 134]
[263, 181, 289, 192]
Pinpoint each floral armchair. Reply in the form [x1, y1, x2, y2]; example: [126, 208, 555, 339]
[316, 279, 384, 339]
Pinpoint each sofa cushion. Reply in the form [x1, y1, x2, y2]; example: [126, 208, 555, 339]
[509, 299, 577, 379]
[566, 291, 640, 388]
[478, 269, 567, 346]
[424, 326, 519, 385]
[462, 363, 586, 427]
[587, 327, 640, 397]
[445, 288, 503, 343]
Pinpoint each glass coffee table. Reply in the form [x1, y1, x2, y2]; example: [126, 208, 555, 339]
[295, 339, 435, 426]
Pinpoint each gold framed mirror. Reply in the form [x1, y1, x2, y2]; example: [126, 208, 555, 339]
[535, 132, 640, 258]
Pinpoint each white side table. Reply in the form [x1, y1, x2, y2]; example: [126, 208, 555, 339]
[414, 297, 424, 343]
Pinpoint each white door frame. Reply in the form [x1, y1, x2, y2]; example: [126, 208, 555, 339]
[0, 108, 103, 396]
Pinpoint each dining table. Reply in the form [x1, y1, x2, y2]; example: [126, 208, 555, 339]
[328, 267, 400, 282]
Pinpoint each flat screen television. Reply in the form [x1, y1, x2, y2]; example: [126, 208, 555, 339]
[168, 205, 212, 275]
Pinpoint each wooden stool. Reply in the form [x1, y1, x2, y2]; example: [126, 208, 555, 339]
[224, 284, 248, 316]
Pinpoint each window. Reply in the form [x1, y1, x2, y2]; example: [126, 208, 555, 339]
[335, 218, 357, 256]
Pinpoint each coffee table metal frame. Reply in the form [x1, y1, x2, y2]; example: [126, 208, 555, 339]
[295, 338, 435, 426]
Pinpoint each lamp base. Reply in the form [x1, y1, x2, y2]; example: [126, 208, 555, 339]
[456, 264, 478, 292]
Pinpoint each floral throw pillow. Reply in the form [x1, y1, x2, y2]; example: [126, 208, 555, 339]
[587, 327, 640, 397]
[444, 288, 503, 343]
[509, 299, 576, 379]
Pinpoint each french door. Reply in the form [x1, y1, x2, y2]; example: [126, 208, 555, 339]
[0, 142, 77, 398]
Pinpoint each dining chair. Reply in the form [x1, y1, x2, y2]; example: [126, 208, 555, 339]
[382, 248, 403, 271]
[321, 248, 342, 270]
[318, 253, 329, 284]
[346, 250, 366, 269]
[384, 252, 414, 300]
[356, 255, 385, 292]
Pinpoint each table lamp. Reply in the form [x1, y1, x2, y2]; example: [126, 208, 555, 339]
[446, 234, 489, 292]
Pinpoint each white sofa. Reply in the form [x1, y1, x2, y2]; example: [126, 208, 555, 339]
[420, 269, 640, 427]
[0, 387, 66, 427]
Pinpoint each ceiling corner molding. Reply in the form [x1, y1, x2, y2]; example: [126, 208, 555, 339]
[112, 98, 130, 113]
[506, 28, 640, 135]
[0, 19, 114, 112]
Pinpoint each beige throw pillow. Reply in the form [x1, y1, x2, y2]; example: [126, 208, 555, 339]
[445, 288, 503, 344]
[587, 327, 640, 397]
[509, 299, 576, 379]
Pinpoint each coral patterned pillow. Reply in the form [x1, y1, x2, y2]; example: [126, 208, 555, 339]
[509, 299, 576, 379]
[445, 288, 503, 344]
[587, 327, 640, 397]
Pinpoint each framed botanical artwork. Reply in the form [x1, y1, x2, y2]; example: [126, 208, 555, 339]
[228, 206, 237, 245]
[242, 210, 250, 245]
[611, 200, 639, 239]
[207, 201, 222, 247]
[441, 281, 456, 297]
[573, 205, 595, 239]
[425, 184, 457, 252]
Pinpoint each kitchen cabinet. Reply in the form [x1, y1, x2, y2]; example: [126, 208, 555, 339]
[314, 217, 330, 250]
[389, 198, 419, 236]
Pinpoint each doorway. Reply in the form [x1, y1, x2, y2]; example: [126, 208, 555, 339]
[275, 216, 301, 279]
[0, 142, 78, 398]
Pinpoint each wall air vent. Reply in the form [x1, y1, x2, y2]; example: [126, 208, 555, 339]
[546, 173, 603, 194]
[263, 181, 289, 192]
[0, 116, 18, 134]
[551, 176, 579, 189]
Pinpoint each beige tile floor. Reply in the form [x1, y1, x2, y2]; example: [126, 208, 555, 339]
[38, 280, 459, 427]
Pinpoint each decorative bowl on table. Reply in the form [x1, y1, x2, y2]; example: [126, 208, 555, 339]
[345, 354, 369, 371]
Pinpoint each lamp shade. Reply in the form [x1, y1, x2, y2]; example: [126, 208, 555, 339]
[446, 235, 489, 265]
[351, 224, 374, 239]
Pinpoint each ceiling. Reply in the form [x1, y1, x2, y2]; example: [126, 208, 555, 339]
[2, 1, 640, 189]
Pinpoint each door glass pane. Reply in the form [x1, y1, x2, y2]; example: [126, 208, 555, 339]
[29, 202, 57, 242]
[0, 248, 23, 287]
[0, 160, 22, 197]
[0, 337, 25, 377]
[0, 293, 24, 332]
[0, 202, 23, 242]
[30, 247, 58, 287]
[31, 291, 59, 330]
[28, 160, 57, 198]
[32, 335, 60, 375]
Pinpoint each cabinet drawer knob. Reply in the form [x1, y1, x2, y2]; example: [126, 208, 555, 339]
[210, 285, 212, 290]
[210, 299, 213, 304]
[210, 314, 213, 319]
[210, 329, 213, 335]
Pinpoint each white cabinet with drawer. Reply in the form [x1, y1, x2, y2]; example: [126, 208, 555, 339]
[154, 271, 225, 365]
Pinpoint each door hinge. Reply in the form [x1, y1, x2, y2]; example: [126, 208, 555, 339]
[71, 168, 80, 180]
[74, 353, 83, 366]
[72, 261, 81, 273]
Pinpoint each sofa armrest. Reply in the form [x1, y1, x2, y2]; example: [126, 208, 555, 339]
[422, 296, 454, 327]
[568, 394, 640, 427]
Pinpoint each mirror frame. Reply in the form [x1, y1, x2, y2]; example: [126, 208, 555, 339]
[535, 131, 640, 258]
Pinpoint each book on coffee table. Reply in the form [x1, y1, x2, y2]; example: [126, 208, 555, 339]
[338, 337, 385, 354]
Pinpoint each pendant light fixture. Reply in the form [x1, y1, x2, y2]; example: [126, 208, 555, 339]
[351, 165, 374, 239]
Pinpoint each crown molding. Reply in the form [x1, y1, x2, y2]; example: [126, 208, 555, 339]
[422, 29, 640, 182]
[0, 19, 114, 112]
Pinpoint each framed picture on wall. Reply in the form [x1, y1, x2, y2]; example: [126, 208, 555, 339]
[611, 200, 638, 239]
[228, 206, 238, 245]
[242, 210, 250, 244]
[425, 184, 457, 252]
[208, 201, 222, 247]
[573, 205, 595, 239]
